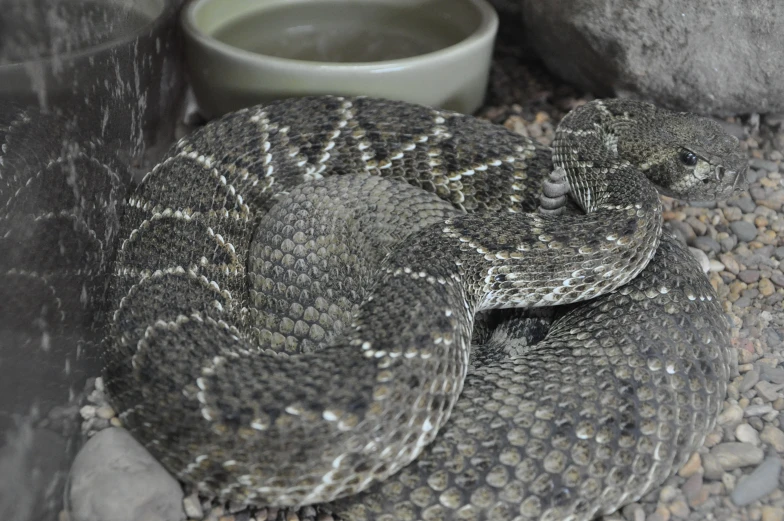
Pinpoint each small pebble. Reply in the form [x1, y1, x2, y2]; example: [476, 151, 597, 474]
[681, 472, 702, 499]
[692, 236, 721, 254]
[762, 506, 784, 521]
[759, 278, 776, 296]
[750, 158, 779, 172]
[702, 452, 724, 480]
[740, 370, 761, 392]
[731, 456, 782, 506]
[711, 442, 764, 470]
[647, 506, 671, 521]
[718, 403, 744, 426]
[761, 364, 784, 384]
[745, 404, 775, 416]
[79, 405, 96, 420]
[708, 259, 725, 272]
[678, 452, 702, 478]
[761, 426, 784, 452]
[723, 206, 743, 221]
[757, 381, 784, 401]
[688, 247, 710, 273]
[730, 221, 759, 242]
[735, 423, 760, 445]
[622, 503, 645, 521]
[183, 493, 203, 519]
[668, 499, 690, 519]
[96, 405, 115, 419]
[659, 485, 679, 503]
[739, 269, 762, 283]
[719, 253, 740, 273]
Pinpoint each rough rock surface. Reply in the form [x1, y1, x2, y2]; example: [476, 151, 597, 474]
[521, 0, 784, 115]
[68, 427, 185, 521]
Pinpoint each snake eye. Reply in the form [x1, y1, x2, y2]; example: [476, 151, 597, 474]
[679, 150, 698, 166]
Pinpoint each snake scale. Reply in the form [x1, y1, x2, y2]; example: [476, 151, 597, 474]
[104, 97, 747, 521]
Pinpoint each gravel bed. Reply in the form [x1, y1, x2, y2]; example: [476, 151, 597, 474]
[66, 22, 784, 521]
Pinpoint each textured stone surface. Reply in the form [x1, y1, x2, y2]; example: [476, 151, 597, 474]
[522, 0, 784, 115]
[69, 428, 184, 521]
[731, 456, 782, 506]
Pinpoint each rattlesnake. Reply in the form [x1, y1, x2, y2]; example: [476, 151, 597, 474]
[104, 97, 746, 520]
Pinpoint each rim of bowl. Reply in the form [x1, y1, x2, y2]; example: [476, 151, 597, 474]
[181, 0, 499, 70]
[0, 0, 168, 70]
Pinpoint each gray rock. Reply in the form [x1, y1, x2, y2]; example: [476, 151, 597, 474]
[749, 158, 780, 173]
[702, 452, 725, 480]
[692, 236, 721, 254]
[720, 234, 738, 253]
[688, 247, 710, 273]
[718, 403, 744, 426]
[730, 221, 758, 242]
[521, 0, 784, 115]
[668, 220, 696, 243]
[711, 442, 764, 470]
[761, 364, 784, 384]
[738, 270, 761, 284]
[69, 428, 185, 521]
[739, 370, 760, 393]
[729, 196, 758, 214]
[756, 381, 784, 402]
[730, 456, 782, 506]
[745, 404, 775, 417]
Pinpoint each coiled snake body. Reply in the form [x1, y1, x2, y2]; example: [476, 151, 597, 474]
[104, 97, 746, 520]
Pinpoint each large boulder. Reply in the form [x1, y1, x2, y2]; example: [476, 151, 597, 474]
[522, 0, 784, 115]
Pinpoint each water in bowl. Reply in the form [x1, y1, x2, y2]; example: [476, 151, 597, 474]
[211, 2, 468, 63]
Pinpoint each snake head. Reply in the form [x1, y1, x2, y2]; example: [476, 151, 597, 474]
[634, 112, 748, 202]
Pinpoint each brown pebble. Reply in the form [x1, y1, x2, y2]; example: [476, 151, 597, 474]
[762, 506, 784, 521]
[687, 486, 710, 508]
[759, 277, 775, 296]
[761, 425, 784, 452]
[723, 207, 743, 221]
[648, 505, 671, 521]
[678, 452, 702, 478]
[658, 484, 679, 503]
[669, 499, 690, 519]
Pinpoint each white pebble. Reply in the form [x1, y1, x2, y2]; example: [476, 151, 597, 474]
[688, 247, 710, 273]
[79, 405, 96, 420]
[735, 423, 760, 445]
